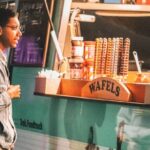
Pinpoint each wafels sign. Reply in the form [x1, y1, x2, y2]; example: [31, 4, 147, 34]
[81, 77, 132, 102]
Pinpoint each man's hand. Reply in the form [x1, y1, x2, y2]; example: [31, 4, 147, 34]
[7, 85, 21, 99]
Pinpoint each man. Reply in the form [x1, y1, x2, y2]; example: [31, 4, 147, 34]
[0, 8, 22, 149]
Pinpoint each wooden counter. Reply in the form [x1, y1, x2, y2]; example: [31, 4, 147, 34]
[34, 92, 150, 107]
[34, 72, 150, 105]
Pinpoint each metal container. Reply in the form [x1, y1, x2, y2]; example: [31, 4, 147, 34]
[129, 60, 144, 71]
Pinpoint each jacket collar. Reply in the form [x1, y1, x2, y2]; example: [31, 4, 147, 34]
[0, 50, 7, 65]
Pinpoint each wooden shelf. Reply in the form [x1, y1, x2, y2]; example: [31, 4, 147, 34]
[71, 2, 150, 12]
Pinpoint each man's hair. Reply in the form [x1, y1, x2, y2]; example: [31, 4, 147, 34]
[0, 8, 16, 27]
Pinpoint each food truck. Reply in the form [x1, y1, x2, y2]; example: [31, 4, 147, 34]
[1, 0, 150, 149]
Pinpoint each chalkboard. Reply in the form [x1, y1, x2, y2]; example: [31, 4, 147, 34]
[11, 0, 52, 66]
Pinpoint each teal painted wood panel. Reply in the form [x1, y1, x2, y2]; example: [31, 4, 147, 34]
[11, 67, 150, 150]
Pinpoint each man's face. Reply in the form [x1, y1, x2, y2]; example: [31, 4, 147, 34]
[1, 16, 22, 48]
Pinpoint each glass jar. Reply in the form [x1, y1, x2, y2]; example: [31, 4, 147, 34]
[71, 36, 84, 58]
[84, 41, 95, 61]
[69, 58, 84, 79]
[86, 59, 94, 80]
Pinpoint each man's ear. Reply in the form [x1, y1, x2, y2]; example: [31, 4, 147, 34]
[0, 26, 2, 36]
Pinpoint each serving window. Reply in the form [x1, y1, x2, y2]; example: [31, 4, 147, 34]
[79, 13, 150, 70]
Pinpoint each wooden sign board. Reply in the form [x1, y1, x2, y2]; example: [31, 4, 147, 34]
[81, 77, 132, 102]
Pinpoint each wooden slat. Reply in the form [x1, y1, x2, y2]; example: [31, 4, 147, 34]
[42, 0, 55, 67]
[53, 0, 72, 70]
[71, 2, 150, 12]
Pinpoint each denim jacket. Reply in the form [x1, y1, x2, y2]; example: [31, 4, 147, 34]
[0, 51, 17, 149]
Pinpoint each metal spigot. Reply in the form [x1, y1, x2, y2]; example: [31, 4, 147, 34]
[85, 126, 99, 150]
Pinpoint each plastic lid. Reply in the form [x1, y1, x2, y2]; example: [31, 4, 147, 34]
[85, 59, 94, 65]
[71, 36, 83, 41]
[84, 41, 95, 45]
[69, 57, 84, 63]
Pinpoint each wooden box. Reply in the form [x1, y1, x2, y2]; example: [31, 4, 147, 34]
[34, 77, 61, 94]
[60, 79, 88, 96]
[126, 83, 150, 103]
